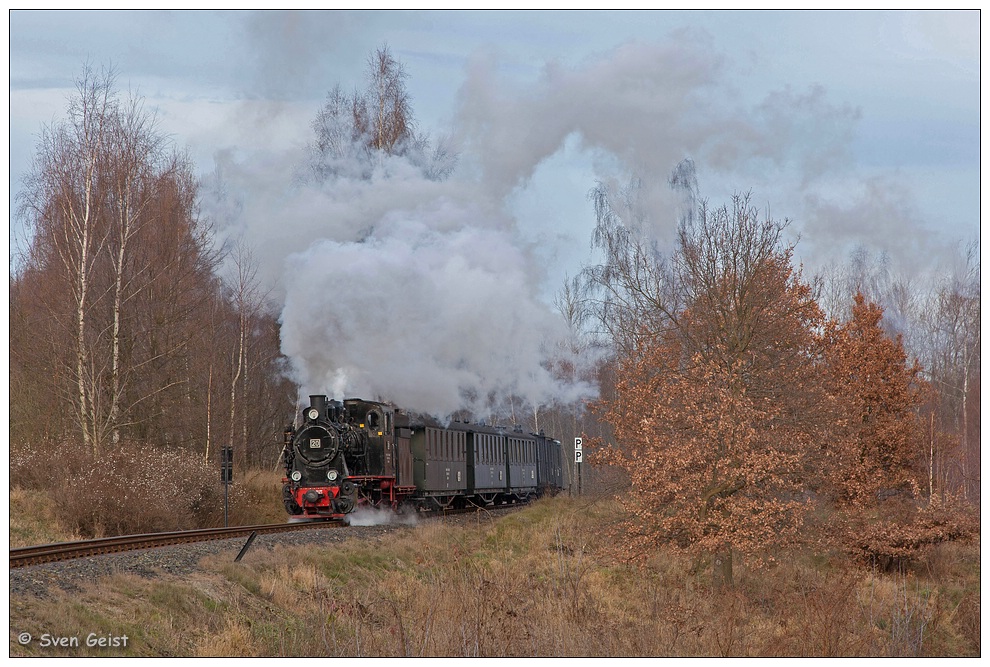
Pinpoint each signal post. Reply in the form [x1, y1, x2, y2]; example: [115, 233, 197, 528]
[221, 446, 233, 527]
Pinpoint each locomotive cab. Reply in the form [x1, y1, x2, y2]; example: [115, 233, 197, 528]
[344, 398, 396, 477]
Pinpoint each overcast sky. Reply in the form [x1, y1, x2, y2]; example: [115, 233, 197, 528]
[9, 9, 981, 288]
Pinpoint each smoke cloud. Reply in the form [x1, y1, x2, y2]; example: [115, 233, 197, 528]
[280, 210, 593, 417]
[209, 31, 949, 419]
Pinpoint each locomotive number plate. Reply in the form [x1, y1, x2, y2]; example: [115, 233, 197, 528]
[309, 438, 322, 449]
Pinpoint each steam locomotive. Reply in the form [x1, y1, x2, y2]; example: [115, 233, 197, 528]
[281, 395, 565, 519]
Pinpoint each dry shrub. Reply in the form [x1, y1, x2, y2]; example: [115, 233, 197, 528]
[857, 573, 940, 656]
[63, 443, 233, 536]
[953, 593, 981, 655]
[10, 440, 58, 489]
[10, 439, 287, 538]
[748, 565, 874, 656]
[11, 440, 254, 537]
[846, 499, 979, 572]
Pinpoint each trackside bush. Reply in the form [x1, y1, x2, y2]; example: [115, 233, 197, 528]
[11, 441, 254, 537]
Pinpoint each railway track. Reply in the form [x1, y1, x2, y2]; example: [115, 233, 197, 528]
[9, 521, 340, 569]
[9, 502, 524, 570]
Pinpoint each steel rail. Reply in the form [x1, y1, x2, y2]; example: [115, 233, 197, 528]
[9, 521, 339, 569]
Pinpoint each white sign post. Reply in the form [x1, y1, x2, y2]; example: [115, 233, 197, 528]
[574, 437, 583, 495]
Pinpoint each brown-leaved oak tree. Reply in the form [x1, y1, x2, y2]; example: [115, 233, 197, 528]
[593, 194, 827, 587]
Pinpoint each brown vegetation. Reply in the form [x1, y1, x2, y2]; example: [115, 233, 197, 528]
[581, 179, 979, 586]
[594, 196, 828, 585]
[9, 443, 285, 543]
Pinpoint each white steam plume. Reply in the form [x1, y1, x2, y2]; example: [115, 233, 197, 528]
[344, 505, 418, 527]
[281, 209, 594, 418]
[208, 32, 953, 420]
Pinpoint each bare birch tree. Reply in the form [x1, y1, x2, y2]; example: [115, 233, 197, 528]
[17, 64, 219, 452]
[222, 240, 275, 466]
[307, 44, 454, 183]
[367, 45, 413, 153]
[19, 64, 116, 454]
[103, 94, 169, 446]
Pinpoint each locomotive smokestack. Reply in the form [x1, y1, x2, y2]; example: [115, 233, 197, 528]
[309, 394, 328, 418]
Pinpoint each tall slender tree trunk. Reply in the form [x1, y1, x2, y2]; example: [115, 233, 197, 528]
[72, 165, 99, 456]
[929, 412, 935, 502]
[241, 329, 249, 465]
[109, 225, 127, 447]
[204, 363, 213, 463]
[228, 311, 245, 472]
[76, 252, 92, 454]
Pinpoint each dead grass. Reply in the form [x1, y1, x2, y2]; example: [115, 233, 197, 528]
[9, 486, 83, 547]
[8, 496, 980, 657]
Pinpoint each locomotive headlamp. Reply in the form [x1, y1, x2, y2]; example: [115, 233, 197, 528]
[327, 470, 339, 481]
[307, 408, 319, 421]
[290, 470, 302, 482]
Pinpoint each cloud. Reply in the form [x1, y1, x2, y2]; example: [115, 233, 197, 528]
[798, 173, 952, 274]
[455, 37, 860, 204]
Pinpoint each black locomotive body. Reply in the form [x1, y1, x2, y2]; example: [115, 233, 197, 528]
[282, 394, 564, 519]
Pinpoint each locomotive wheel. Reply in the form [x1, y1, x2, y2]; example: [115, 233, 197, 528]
[334, 494, 355, 514]
[333, 479, 357, 515]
